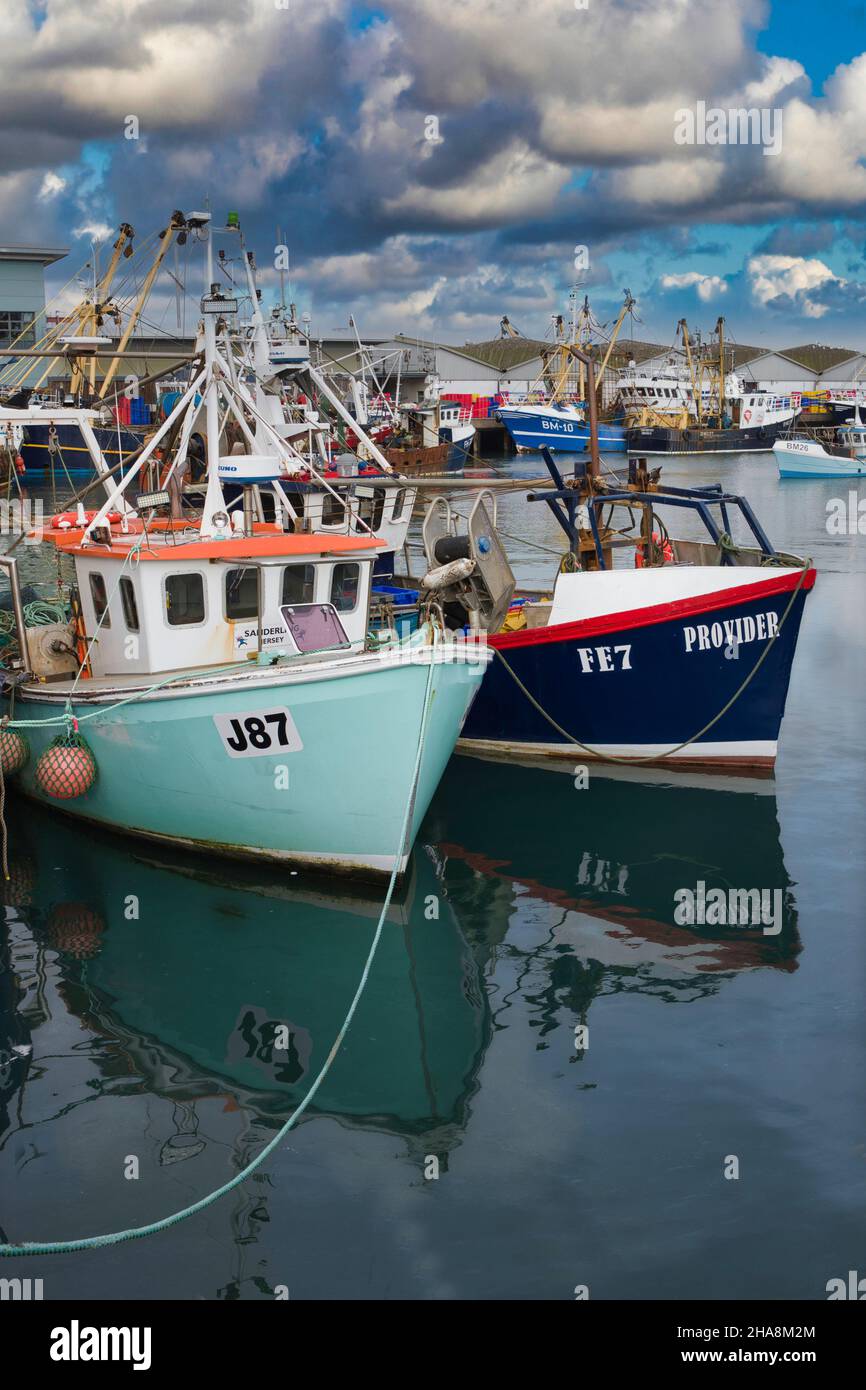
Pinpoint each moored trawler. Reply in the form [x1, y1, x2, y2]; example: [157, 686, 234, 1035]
[1, 518, 488, 876]
[389, 346, 815, 770]
[617, 315, 797, 454]
[0, 218, 496, 878]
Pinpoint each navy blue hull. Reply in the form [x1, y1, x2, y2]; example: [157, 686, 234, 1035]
[462, 576, 812, 765]
[19, 422, 144, 477]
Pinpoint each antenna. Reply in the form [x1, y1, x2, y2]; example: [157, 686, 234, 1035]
[277, 225, 288, 313]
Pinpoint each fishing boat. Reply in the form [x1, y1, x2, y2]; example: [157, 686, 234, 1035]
[496, 400, 627, 454]
[618, 317, 796, 454]
[774, 413, 866, 477]
[0, 230, 500, 878]
[379, 392, 477, 473]
[1, 216, 194, 479]
[497, 291, 633, 455]
[397, 348, 814, 771]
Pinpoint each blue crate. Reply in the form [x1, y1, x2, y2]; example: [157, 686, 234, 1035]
[372, 585, 420, 607]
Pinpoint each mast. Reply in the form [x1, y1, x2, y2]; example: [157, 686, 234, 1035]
[199, 217, 229, 537]
[98, 212, 186, 400]
[69, 222, 134, 397]
[679, 319, 700, 424]
[716, 316, 726, 423]
[595, 290, 636, 400]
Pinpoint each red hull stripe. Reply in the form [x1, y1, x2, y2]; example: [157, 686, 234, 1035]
[492, 568, 816, 650]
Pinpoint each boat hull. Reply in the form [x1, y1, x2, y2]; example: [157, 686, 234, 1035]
[626, 421, 789, 455]
[497, 407, 627, 454]
[5, 645, 489, 877]
[774, 441, 866, 478]
[19, 420, 145, 476]
[438, 423, 476, 468]
[459, 567, 814, 768]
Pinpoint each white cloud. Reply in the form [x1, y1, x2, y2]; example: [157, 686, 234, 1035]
[748, 254, 837, 318]
[38, 170, 66, 199]
[661, 271, 728, 301]
[610, 157, 723, 207]
[386, 142, 569, 227]
[72, 220, 113, 242]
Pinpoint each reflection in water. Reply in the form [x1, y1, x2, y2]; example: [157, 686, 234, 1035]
[425, 755, 800, 1018]
[0, 760, 799, 1291]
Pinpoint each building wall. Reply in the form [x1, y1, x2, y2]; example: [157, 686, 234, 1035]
[737, 353, 818, 391]
[817, 355, 866, 385]
[0, 261, 47, 347]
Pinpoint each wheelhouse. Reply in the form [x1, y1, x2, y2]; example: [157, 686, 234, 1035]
[43, 525, 385, 679]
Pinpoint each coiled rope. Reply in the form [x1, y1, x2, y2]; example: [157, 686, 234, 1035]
[0, 626, 440, 1256]
[490, 558, 812, 766]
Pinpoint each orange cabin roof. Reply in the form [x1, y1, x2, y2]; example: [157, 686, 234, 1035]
[40, 522, 385, 560]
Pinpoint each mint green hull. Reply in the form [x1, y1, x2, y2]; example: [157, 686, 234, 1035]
[7, 651, 487, 876]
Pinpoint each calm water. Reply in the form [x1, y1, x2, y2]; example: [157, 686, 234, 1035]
[1, 453, 865, 1300]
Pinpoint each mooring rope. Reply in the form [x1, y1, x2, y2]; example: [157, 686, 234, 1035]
[0, 626, 440, 1256]
[490, 558, 813, 766]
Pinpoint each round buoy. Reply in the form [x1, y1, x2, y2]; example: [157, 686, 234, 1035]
[0, 858, 35, 908]
[35, 735, 97, 800]
[0, 727, 29, 776]
[46, 902, 106, 959]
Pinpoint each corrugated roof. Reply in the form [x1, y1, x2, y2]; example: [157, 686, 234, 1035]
[459, 338, 547, 370]
[777, 343, 861, 372]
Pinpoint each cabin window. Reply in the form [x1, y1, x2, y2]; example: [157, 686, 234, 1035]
[391, 487, 407, 521]
[322, 491, 346, 526]
[165, 572, 206, 626]
[89, 572, 111, 628]
[281, 564, 315, 605]
[225, 567, 259, 621]
[119, 576, 139, 632]
[281, 489, 306, 524]
[330, 562, 360, 613]
[355, 492, 384, 532]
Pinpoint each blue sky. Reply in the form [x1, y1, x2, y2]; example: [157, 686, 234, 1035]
[5, 0, 866, 349]
[756, 0, 864, 86]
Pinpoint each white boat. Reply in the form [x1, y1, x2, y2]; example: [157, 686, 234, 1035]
[774, 415, 866, 477]
[616, 366, 797, 434]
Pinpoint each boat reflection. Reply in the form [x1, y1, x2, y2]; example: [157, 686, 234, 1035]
[1, 760, 799, 1154]
[424, 756, 801, 1014]
[0, 765, 799, 1288]
[0, 799, 491, 1211]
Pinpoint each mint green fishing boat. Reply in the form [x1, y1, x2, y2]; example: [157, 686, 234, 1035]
[0, 251, 508, 876]
[1, 524, 490, 876]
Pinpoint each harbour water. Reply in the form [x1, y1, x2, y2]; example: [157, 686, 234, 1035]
[1, 451, 864, 1299]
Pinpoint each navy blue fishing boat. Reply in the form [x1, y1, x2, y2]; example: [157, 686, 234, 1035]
[452, 449, 814, 770]
[415, 380, 813, 772]
[18, 418, 144, 478]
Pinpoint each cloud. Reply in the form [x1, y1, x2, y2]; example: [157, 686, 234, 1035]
[4, 0, 866, 343]
[661, 271, 728, 301]
[747, 254, 838, 318]
[38, 170, 66, 200]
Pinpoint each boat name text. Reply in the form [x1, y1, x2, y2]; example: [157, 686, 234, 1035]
[683, 611, 778, 654]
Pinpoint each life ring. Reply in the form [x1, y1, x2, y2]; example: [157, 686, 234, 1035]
[743, 409, 752, 423]
[14, 454, 25, 476]
[51, 510, 122, 531]
[635, 531, 673, 568]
